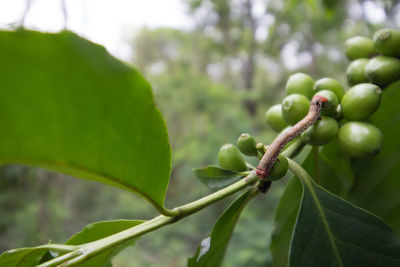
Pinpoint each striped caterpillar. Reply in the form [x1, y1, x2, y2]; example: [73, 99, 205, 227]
[256, 95, 328, 181]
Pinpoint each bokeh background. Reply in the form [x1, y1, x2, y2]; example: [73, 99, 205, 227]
[0, 0, 399, 266]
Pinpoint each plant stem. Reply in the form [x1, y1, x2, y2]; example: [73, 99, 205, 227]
[38, 172, 259, 266]
[175, 173, 259, 217]
[37, 244, 78, 252]
[313, 146, 320, 184]
[287, 157, 313, 185]
[282, 137, 305, 158]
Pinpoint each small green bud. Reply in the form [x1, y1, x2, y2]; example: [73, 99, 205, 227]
[267, 154, 288, 181]
[237, 133, 258, 156]
[218, 144, 247, 172]
[255, 142, 266, 155]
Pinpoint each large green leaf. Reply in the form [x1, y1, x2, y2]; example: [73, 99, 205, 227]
[349, 80, 400, 234]
[187, 188, 256, 266]
[288, 158, 400, 267]
[65, 220, 144, 267]
[0, 247, 50, 266]
[0, 30, 171, 210]
[270, 177, 302, 267]
[269, 146, 311, 267]
[0, 220, 144, 267]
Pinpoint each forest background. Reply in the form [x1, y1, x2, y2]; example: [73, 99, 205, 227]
[1, 0, 399, 266]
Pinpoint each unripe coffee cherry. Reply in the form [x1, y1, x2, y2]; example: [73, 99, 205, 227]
[285, 73, 314, 99]
[338, 122, 383, 158]
[313, 77, 345, 100]
[313, 90, 338, 116]
[301, 116, 339, 146]
[366, 56, 400, 88]
[265, 104, 288, 132]
[341, 83, 381, 120]
[281, 94, 310, 125]
[373, 28, 400, 57]
[346, 58, 369, 86]
[218, 144, 247, 172]
[266, 154, 288, 181]
[335, 104, 343, 120]
[255, 142, 266, 155]
[344, 36, 375, 60]
[237, 133, 258, 156]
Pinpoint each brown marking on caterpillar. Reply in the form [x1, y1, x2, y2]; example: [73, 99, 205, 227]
[256, 95, 328, 180]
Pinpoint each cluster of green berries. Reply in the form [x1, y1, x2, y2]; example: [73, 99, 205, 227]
[264, 28, 400, 159]
[215, 28, 399, 182]
[218, 134, 288, 181]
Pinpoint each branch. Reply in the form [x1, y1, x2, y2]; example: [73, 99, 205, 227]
[37, 172, 259, 266]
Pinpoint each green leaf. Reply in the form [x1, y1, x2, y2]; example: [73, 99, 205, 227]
[270, 145, 311, 267]
[0, 30, 171, 211]
[0, 220, 144, 267]
[288, 158, 400, 267]
[0, 247, 49, 266]
[301, 140, 354, 199]
[65, 220, 144, 267]
[270, 177, 302, 267]
[349, 80, 400, 234]
[187, 188, 256, 266]
[270, 132, 359, 267]
[193, 165, 246, 189]
[66, 219, 144, 245]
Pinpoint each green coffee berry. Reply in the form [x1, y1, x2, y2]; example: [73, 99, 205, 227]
[285, 73, 314, 99]
[237, 133, 258, 156]
[335, 104, 343, 120]
[341, 83, 381, 120]
[346, 58, 370, 86]
[338, 121, 383, 158]
[313, 77, 345, 100]
[266, 154, 288, 181]
[265, 104, 288, 132]
[301, 116, 339, 146]
[313, 90, 338, 116]
[344, 36, 375, 60]
[255, 142, 266, 154]
[366, 56, 400, 88]
[282, 94, 310, 125]
[218, 144, 247, 172]
[373, 28, 400, 57]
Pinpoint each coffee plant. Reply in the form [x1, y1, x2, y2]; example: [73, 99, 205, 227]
[0, 27, 400, 267]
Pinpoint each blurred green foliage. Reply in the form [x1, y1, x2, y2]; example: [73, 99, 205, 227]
[1, 0, 399, 266]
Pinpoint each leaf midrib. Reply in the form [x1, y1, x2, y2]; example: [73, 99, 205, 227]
[302, 176, 344, 267]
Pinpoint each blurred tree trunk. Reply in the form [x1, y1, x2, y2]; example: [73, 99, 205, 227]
[242, 0, 257, 116]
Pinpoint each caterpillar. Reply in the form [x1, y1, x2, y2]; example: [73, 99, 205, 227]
[256, 95, 328, 180]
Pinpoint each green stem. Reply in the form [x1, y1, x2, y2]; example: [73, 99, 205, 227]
[312, 146, 320, 184]
[38, 172, 259, 267]
[282, 137, 305, 158]
[37, 244, 78, 252]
